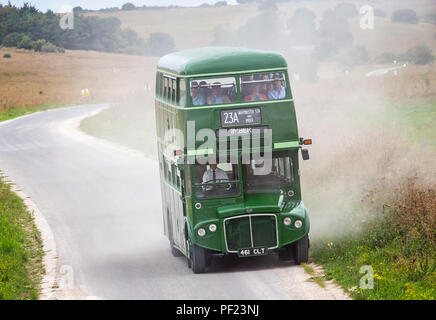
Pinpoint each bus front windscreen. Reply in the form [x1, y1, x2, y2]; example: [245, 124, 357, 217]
[244, 154, 294, 192]
[193, 162, 240, 198]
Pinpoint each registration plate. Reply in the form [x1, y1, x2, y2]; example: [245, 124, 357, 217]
[221, 108, 262, 127]
[237, 247, 268, 257]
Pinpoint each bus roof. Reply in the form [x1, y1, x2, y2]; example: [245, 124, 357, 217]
[157, 47, 287, 76]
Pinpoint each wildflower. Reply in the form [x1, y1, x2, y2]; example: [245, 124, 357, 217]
[373, 273, 382, 280]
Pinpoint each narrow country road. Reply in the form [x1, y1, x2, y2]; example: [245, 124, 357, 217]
[0, 105, 348, 299]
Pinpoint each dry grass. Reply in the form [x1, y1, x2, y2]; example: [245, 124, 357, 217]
[377, 178, 436, 250]
[0, 47, 157, 110]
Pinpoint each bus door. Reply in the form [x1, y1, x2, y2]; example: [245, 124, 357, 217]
[165, 160, 185, 253]
[173, 165, 186, 252]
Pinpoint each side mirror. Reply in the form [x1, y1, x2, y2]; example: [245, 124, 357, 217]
[301, 149, 310, 160]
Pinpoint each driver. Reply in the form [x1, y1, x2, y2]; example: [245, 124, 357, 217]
[202, 163, 229, 191]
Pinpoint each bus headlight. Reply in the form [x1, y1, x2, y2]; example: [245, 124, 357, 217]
[294, 220, 303, 228]
[195, 202, 201, 210]
[209, 224, 217, 232]
[197, 228, 206, 237]
[283, 217, 292, 226]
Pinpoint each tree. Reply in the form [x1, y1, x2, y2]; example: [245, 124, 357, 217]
[374, 8, 386, 18]
[374, 52, 397, 64]
[214, 1, 227, 6]
[145, 33, 175, 57]
[2, 32, 25, 47]
[337, 45, 369, 68]
[211, 24, 238, 46]
[17, 34, 34, 49]
[392, 9, 419, 24]
[0, 3, 153, 56]
[400, 45, 435, 65]
[287, 8, 317, 45]
[121, 3, 136, 11]
[258, 0, 277, 12]
[334, 2, 358, 19]
[32, 39, 47, 51]
[236, 4, 286, 50]
[314, 8, 353, 59]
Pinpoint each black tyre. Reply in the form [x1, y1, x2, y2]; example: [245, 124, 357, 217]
[278, 244, 293, 261]
[191, 243, 207, 274]
[205, 250, 213, 267]
[294, 234, 309, 265]
[170, 241, 183, 257]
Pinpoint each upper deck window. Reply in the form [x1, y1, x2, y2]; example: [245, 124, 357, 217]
[158, 74, 178, 104]
[190, 77, 236, 106]
[179, 79, 186, 107]
[241, 72, 286, 102]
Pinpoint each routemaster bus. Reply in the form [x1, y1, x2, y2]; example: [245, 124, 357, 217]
[155, 47, 312, 273]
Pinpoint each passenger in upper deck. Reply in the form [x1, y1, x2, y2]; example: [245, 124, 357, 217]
[244, 82, 267, 102]
[207, 82, 230, 105]
[191, 81, 206, 106]
[241, 75, 253, 97]
[259, 74, 270, 96]
[267, 73, 286, 100]
[199, 80, 209, 101]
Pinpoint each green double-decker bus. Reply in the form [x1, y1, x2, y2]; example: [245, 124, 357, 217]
[155, 47, 311, 273]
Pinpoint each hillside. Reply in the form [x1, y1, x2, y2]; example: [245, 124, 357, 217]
[86, 0, 436, 56]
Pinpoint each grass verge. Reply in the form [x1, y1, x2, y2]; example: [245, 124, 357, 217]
[0, 175, 44, 299]
[311, 178, 436, 300]
[0, 103, 77, 123]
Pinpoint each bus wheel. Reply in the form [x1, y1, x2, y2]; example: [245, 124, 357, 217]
[191, 244, 207, 274]
[170, 240, 183, 257]
[186, 239, 192, 268]
[294, 234, 309, 265]
[205, 250, 213, 267]
[278, 244, 293, 261]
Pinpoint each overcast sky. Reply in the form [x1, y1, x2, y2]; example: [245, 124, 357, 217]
[0, 0, 238, 12]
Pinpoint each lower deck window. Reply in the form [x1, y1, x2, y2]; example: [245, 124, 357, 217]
[244, 152, 294, 191]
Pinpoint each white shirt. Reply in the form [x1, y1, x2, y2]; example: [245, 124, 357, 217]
[202, 167, 229, 183]
[267, 85, 286, 100]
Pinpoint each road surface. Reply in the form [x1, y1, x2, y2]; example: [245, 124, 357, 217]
[0, 104, 348, 299]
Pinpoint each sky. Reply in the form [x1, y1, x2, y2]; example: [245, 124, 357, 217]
[0, 0, 238, 12]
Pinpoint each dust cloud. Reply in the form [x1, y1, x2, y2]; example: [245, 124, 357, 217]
[80, 0, 436, 240]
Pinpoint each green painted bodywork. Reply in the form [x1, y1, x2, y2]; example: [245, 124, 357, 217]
[157, 47, 287, 76]
[155, 47, 310, 257]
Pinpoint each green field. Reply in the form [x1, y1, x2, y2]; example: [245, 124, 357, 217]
[0, 176, 44, 299]
[390, 97, 436, 146]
